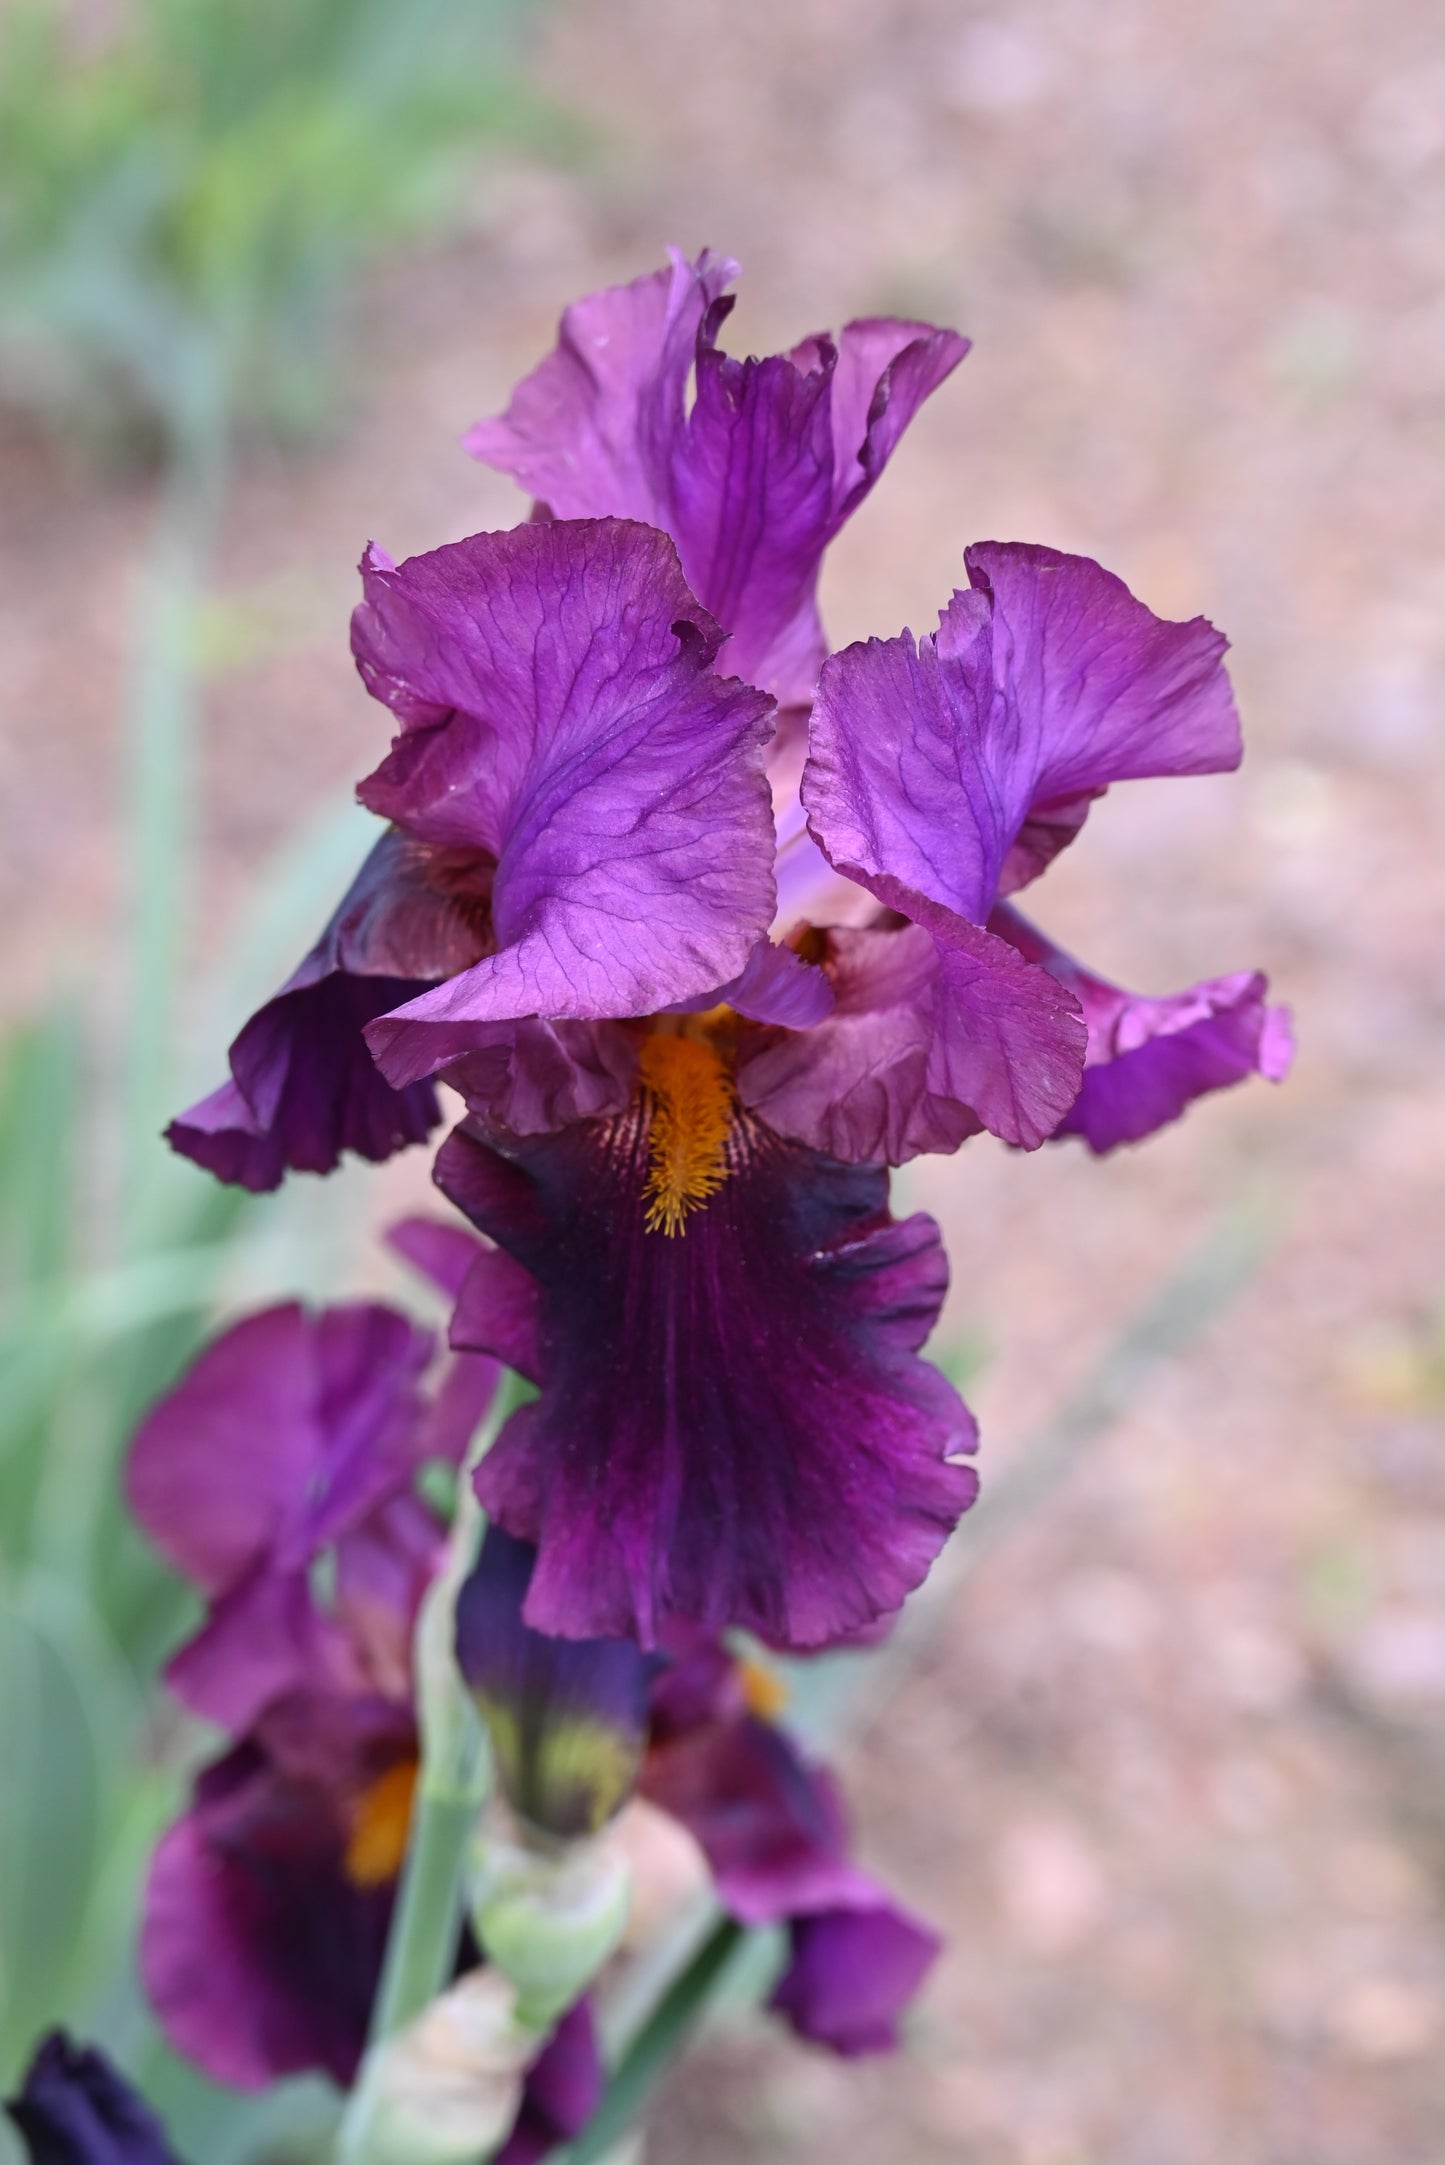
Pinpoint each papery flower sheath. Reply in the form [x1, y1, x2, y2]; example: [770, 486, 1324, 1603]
[466, 248, 968, 708]
[5, 2034, 186, 2165]
[438, 1109, 976, 1650]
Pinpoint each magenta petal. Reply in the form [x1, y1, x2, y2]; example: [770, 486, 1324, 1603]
[964, 542, 1242, 889]
[127, 1303, 434, 1727]
[463, 249, 736, 525]
[992, 903, 1295, 1150]
[351, 519, 777, 1083]
[641, 1701, 940, 2057]
[738, 918, 1084, 1160]
[163, 1570, 347, 1736]
[434, 1114, 976, 1650]
[467, 255, 967, 705]
[128, 1304, 432, 1591]
[677, 309, 969, 704]
[643, 1716, 857, 1923]
[771, 1896, 940, 2057]
[386, 1214, 490, 1302]
[805, 549, 1241, 915]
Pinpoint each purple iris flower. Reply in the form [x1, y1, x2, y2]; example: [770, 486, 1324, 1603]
[641, 1633, 938, 2057]
[126, 1297, 494, 1733]
[131, 1328, 593, 2122]
[465, 248, 969, 709]
[5, 2034, 185, 2165]
[142, 1652, 424, 2089]
[161, 259, 1289, 1667]
[168, 515, 778, 1187]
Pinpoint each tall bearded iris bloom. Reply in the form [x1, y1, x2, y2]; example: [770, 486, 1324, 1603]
[464, 248, 969, 711]
[164, 252, 1288, 1660]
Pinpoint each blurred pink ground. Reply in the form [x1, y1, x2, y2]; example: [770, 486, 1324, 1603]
[3, 0, 1444, 2157]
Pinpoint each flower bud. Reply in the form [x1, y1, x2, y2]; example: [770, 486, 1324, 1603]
[454, 1527, 650, 1841]
[338, 1971, 531, 2165]
[472, 1831, 632, 2032]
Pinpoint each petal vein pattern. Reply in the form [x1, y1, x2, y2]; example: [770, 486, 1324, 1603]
[434, 1111, 977, 1651]
[352, 519, 778, 1086]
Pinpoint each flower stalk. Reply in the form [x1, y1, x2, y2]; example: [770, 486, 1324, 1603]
[367, 1373, 530, 2048]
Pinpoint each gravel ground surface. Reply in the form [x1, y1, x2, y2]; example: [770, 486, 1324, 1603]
[3, 1, 1444, 2158]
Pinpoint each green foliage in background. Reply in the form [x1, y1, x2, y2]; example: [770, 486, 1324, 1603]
[0, 0, 551, 449]
[0, 3, 562, 2155]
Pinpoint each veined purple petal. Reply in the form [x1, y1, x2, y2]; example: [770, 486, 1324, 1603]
[964, 543, 1242, 889]
[467, 253, 967, 705]
[662, 939, 835, 1028]
[677, 309, 969, 702]
[433, 1109, 976, 1650]
[737, 917, 1084, 1161]
[165, 829, 474, 1192]
[992, 902, 1295, 1150]
[801, 543, 1236, 1147]
[6, 2033, 187, 2165]
[455, 1528, 651, 1839]
[351, 519, 777, 1082]
[805, 550, 1240, 928]
[463, 249, 737, 525]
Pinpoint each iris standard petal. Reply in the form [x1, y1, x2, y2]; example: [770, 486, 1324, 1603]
[467, 253, 967, 706]
[351, 519, 778, 1083]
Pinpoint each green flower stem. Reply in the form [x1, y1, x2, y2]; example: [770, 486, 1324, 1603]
[367, 1372, 531, 2046]
[121, 377, 232, 1254]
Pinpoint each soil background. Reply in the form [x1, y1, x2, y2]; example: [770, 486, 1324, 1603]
[3, 1, 1444, 2160]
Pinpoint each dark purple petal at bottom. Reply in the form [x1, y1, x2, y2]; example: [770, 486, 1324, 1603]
[5, 2033, 186, 2165]
[991, 902, 1294, 1151]
[140, 1739, 401, 2090]
[435, 1109, 976, 1649]
[771, 1897, 940, 2057]
[494, 2000, 603, 2165]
